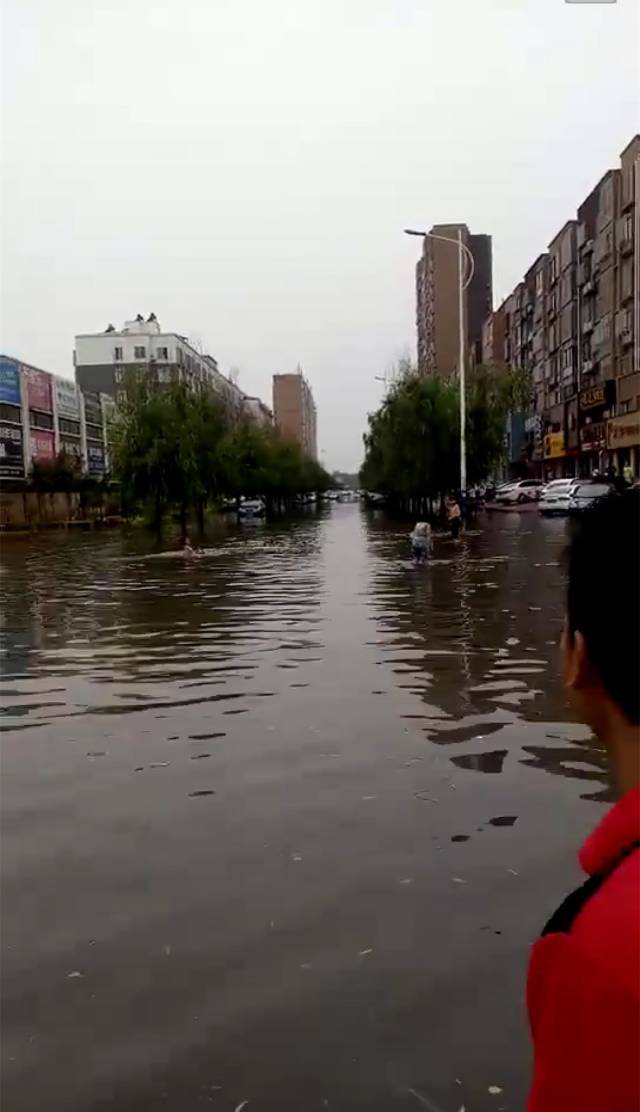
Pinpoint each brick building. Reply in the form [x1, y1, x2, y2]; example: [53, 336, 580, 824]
[272, 368, 317, 461]
[415, 224, 493, 377]
[482, 136, 640, 479]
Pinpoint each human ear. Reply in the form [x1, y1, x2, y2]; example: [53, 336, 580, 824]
[563, 628, 590, 693]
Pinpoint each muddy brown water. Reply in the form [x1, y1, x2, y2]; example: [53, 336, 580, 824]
[1, 507, 609, 1112]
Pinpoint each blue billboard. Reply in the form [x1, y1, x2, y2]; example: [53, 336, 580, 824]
[0, 358, 22, 406]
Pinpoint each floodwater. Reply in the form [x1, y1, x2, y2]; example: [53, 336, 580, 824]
[1, 506, 609, 1112]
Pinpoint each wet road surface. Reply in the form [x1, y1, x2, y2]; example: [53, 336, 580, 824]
[1, 507, 609, 1112]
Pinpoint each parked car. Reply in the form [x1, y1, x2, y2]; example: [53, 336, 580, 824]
[538, 478, 576, 516]
[495, 479, 545, 504]
[237, 498, 266, 519]
[567, 481, 615, 515]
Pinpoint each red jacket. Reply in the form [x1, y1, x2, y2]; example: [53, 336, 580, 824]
[527, 787, 640, 1111]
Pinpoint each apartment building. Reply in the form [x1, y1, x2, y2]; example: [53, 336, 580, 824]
[243, 396, 274, 428]
[74, 314, 274, 429]
[272, 368, 317, 460]
[482, 135, 640, 479]
[75, 313, 239, 407]
[415, 224, 493, 377]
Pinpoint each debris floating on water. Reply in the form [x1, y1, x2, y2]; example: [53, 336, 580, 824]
[234, 1102, 249, 1112]
[67, 970, 84, 979]
[488, 1085, 503, 1094]
[291, 854, 303, 862]
[150, 762, 170, 769]
[452, 877, 467, 884]
[489, 815, 518, 827]
[358, 948, 373, 957]
[451, 835, 470, 842]
[188, 790, 216, 798]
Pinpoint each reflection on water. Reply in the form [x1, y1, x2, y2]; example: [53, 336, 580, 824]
[1, 508, 609, 1112]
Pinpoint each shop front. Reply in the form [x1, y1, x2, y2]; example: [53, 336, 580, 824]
[579, 421, 608, 474]
[578, 380, 616, 476]
[607, 411, 640, 479]
[543, 430, 566, 478]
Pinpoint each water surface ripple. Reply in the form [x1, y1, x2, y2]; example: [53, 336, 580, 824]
[1, 508, 607, 1112]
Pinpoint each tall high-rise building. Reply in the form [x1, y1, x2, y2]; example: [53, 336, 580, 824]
[415, 224, 493, 376]
[272, 368, 317, 460]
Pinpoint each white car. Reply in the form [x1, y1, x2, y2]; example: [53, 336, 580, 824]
[495, 479, 544, 505]
[237, 498, 266, 518]
[538, 478, 576, 516]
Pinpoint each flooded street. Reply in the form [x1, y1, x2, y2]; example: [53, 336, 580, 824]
[1, 506, 609, 1112]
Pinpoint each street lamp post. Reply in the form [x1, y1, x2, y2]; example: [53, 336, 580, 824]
[404, 227, 475, 494]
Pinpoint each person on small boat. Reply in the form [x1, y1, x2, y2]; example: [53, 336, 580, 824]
[410, 521, 432, 563]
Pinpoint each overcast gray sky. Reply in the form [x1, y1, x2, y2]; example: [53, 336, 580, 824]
[2, 0, 638, 470]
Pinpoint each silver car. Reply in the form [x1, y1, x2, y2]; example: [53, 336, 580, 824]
[495, 479, 545, 505]
[538, 478, 576, 516]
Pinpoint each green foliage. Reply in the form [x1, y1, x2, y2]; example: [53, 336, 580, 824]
[108, 381, 330, 528]
[360, 361, 527, 506]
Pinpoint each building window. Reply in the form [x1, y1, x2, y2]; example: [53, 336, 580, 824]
[0, 403, 21, 424]
[59, 417, 80, 436]
[114, 346, 123, 360]
[117, 391, 127, 405]
[134, 346, 146, 359]
[114, 367, 124, 383]
[157, 346, 168, 360]
[29, 409, 54, 430]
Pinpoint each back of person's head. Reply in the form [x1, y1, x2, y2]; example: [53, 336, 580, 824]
[567, 489, 639, 725]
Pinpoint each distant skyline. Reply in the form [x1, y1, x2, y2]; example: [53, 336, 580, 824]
[2, 0, 638, 470]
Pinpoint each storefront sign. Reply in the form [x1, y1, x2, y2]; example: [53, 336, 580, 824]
[87, 444, 106, 474]
[543, 432, 565, 459]
[607, 412, 640, 451]
[29, 429, 56, 463]
[580, 422, 607, 451]
[23, 366, 53, 413]
[0, 358, 22, 406]
[59, 437, 83, 459]
[55, 376, 81, 420]
[579, 381, 615, 412]
[0, 423, 25, 477]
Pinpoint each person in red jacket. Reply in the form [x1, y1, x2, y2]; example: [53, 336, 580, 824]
[527, 489, 640, 1111]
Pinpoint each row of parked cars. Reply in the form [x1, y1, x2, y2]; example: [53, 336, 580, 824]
[493, 477, 618, 516]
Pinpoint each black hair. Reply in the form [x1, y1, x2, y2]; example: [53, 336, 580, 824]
[567, 489, 640, 724]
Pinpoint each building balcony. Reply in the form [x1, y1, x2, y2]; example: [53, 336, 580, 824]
[618, 327, 633, 347]
[582, 359, 594, 375]
[619, 237, 633, 257]
[582, 238, 594, 255]
[582, 279, 596, 296]
[582, 319, 595, 335]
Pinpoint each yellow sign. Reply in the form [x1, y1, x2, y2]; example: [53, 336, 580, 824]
[580, 384, 606, 411]
[607, 413, 640, 450]
[544, 432, 565, 459]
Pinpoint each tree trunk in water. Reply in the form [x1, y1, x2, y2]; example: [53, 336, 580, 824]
[153, 493, 163, 536]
